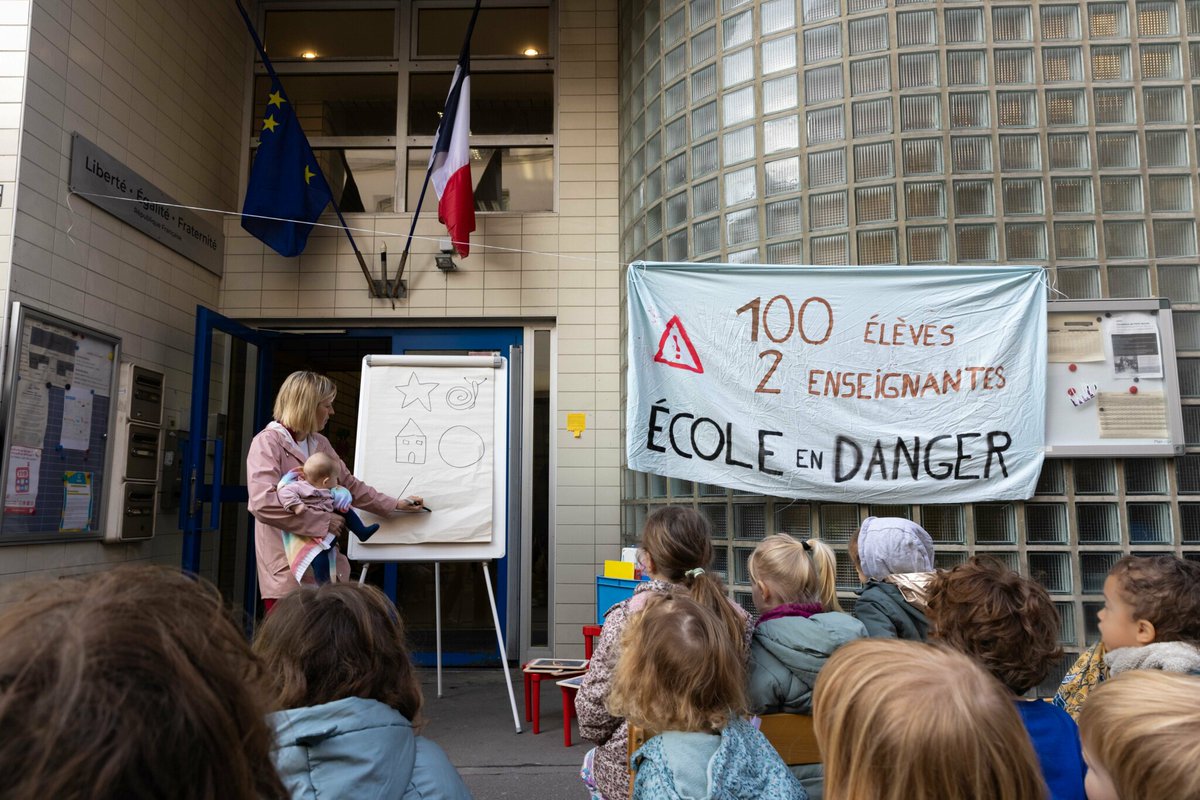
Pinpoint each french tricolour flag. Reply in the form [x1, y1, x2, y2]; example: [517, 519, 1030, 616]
[429, 57, 475, 258]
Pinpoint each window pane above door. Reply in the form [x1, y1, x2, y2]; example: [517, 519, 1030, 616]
[415, 7, 551, 58]
[263, 9, 396, 60]
[408, 73, 554, 135]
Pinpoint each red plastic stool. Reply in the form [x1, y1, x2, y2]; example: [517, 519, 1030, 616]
[523, 625, 603, 738]
[583, 624, 602, 658]
[558, 676, 584, 746]
[523, 666, 586, 734]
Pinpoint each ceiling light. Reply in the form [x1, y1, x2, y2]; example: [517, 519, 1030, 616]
[300, 51, 318, 59]
[523, 47, 540, 56]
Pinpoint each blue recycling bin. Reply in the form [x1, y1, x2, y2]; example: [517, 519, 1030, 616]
[595, 575, 649, 624]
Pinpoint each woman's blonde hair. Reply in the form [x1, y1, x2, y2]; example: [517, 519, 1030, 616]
[273, 371, 336, 438]
[608, 593, 747, 734]
[640, 506, 746, 650]
[1078, 670, 1200, 800]
[814, 639, 1047, 800]
[748, 534, 841, 611]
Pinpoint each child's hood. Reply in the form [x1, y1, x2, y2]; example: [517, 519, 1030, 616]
[857, 516, 935, 579]
[657, 731, 721, 800]
[637, 718, 803, 800]
[269, 697, 419, 797]
[1105, 640, 1200, 675]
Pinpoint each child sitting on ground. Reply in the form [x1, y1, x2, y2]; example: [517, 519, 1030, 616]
[1077, 670, 1200, 800]
[1054, 555, 1200, 718]
[814, 638, 1048, 800]
[927, 557, 1085, 800]
[747, 535, 866, 800]
[277, 451, 380, 584]
[609, 593, 806, 800]
[849, 517, 935, 640]
[576, 506, 751, 800]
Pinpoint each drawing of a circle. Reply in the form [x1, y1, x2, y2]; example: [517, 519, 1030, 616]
[439, 426, 485, 467]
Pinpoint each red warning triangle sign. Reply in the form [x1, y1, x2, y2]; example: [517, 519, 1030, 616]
[653, 315, 704, 373]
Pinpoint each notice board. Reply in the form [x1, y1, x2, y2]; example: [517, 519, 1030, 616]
[0, 303, 120, 543]
[348, 354, 508, 562]
[1046, 299, 1184, 457]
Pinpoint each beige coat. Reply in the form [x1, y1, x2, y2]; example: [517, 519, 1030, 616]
[248, 424, 398, 599]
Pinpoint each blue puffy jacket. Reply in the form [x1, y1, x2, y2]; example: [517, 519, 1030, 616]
[269, 696, 473, 800]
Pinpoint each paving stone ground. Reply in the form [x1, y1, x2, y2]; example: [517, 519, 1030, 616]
[420, 668, 585, 799]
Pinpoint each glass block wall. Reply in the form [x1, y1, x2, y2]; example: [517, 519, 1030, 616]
[617, 0, 1200, 691]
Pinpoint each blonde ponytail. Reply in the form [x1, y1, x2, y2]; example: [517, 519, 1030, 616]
[806, 538, 843, 612]
[749, 534, 844, 612]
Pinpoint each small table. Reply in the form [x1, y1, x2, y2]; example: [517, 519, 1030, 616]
[557, 674, 586, 747]
[522, 661, 588, 735]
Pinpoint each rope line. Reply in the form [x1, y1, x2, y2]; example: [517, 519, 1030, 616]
[68, 190, 1064, 294]
[66, 190, 628, 269]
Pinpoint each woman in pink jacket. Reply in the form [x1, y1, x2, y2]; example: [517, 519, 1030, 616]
[248, 371, 424, 611]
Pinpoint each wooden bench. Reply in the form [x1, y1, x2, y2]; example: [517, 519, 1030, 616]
[757, 713, 821, 765]
[628, 713, 819, 793]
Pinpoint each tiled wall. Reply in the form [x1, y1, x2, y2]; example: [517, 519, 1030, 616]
[0, 1, 31, 368]
[219, 0, 620, 655]
[0, 0, 247, 583]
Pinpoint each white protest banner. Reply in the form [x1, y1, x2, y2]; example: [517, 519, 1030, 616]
[627, 263, 1047, 503]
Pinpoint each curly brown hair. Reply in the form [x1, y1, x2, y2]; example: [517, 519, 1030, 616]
[0, 565, 287, 800]
[252, 582, 424, 723]
[926, 556, 1063, 694]
[608, 593, 748, 734]
[1108, 555, 1200, 646]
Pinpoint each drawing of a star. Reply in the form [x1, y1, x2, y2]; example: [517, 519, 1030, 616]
[395, 372, 438, 411]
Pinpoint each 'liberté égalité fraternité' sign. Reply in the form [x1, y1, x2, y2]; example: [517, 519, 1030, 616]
[626, 262, 1047, 504]
[68, 133, 224, 276]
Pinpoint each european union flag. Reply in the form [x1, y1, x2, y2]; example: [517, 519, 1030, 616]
[241, 81, 332, 257]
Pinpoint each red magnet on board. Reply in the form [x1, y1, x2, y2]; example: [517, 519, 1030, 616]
[1068, 363, 1077, 372]
[1129, 386, 1138, 394]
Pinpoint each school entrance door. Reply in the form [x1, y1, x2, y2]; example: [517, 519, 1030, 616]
[183, 309, 527, 665]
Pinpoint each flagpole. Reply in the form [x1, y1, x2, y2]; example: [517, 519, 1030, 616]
[234, 0, 379, 298]
[391, 164, 435, 299]
[392, 0, 482, 299]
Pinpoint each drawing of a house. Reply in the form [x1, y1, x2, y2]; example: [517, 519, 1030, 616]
[395, 420, 427, 464]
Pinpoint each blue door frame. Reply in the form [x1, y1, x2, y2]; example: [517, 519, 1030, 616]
[183, 312, 522, 657]
[182, 307, 274, 576]
[182, 307, 277, 631]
